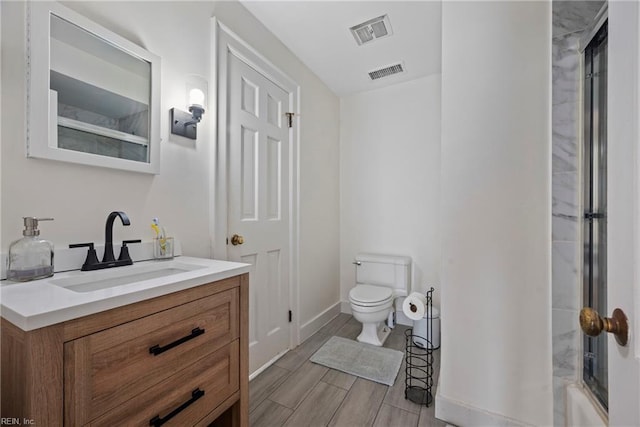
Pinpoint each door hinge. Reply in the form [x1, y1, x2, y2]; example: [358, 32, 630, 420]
[285, 112, 295, 128]
[289, 310, 292, 323]
[585, 73, 593, 79]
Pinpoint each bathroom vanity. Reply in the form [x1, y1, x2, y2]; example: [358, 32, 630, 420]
[0, 258, 250, 426]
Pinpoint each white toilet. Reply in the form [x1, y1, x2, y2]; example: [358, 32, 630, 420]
[348, 253, 411, 346]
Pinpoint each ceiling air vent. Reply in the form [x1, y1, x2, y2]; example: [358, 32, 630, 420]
[350, 15, 393, 46]
[368, 63, 405, 81]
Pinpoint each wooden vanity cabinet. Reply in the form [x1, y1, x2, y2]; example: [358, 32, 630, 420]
[1, 273, 249, 427]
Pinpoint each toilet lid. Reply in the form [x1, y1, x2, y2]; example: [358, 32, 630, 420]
[349, 284, 393, 304]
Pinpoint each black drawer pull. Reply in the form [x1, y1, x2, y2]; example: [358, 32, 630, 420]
[149, 327, 205, 356]
[149, 388, 205, 427]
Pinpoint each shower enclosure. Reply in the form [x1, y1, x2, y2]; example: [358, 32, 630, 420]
[582, 20, 608, 410]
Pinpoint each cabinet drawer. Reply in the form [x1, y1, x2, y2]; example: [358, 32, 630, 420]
[65, 288, 238, 425]
[89, 340, 239, 426]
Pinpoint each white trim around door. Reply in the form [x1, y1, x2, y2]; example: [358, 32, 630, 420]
[211, 18, 301, 354]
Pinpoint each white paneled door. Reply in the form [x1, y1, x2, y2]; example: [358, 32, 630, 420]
[227, 54, 291, 375]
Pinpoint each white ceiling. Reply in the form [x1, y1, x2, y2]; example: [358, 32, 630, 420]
[240, 1, 442, 97]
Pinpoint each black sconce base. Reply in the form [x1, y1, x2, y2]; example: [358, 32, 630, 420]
[170, 108, 198, 140]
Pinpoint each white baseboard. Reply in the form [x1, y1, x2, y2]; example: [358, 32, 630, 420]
[340, 301, 351, 314]
[249, 348, 288, 381]
[300, 301, 342, 342]
[252, 302, 341, 379]
[435, 388, 532, 427]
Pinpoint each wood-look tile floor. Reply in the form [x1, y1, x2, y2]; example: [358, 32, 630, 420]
[249, 314, 445, 427]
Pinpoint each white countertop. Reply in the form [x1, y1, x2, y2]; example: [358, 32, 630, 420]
[0, 256, 250, 331]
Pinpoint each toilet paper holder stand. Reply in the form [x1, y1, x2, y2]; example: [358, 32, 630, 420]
[404, 287, 435, 407]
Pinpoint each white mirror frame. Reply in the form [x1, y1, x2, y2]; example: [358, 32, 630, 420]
[27, 1, 161, 174]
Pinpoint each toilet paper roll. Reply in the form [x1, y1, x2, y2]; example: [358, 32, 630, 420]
[402, 292, 428, 321]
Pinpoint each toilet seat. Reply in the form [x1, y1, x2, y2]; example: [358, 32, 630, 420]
[349, 284, 394, 307]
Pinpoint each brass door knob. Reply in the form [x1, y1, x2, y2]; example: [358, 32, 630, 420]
[579, 307, 628, 347]
[230, 234, 244, 246]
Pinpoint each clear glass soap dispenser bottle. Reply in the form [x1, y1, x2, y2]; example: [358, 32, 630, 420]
[7, 217, 54, 282]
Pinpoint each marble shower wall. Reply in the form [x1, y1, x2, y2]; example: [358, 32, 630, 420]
[551, 1, 604, 425]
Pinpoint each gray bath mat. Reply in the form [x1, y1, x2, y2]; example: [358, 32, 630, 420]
[310, 336, 403, 386]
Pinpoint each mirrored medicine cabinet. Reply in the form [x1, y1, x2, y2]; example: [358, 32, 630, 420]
[27, 2, 161, 174]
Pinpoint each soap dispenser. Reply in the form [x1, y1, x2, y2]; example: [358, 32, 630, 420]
[7, 217, 54, 281]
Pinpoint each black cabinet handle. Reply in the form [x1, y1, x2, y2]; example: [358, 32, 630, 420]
[149, 388, 205, 427]
[149, 327, 205, 356]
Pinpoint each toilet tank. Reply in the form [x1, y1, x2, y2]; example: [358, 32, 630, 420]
[355, 253, 411, 297]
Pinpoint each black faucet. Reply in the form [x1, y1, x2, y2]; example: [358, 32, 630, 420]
[69, 211, 141, 271]
[103, 211, 130, 263]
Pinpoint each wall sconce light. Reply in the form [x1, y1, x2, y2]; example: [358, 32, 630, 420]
[170, 88, 206, 140]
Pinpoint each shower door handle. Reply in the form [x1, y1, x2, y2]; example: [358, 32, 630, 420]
[579, 307, 628, 346]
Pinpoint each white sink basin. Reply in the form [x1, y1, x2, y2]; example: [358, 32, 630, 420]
[50, 261, 207, 293]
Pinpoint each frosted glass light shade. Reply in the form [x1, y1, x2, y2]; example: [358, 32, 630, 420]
[189, 88, 205, 108]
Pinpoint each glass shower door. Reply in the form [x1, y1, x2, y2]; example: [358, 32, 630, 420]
[582, 20, 608, 410]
